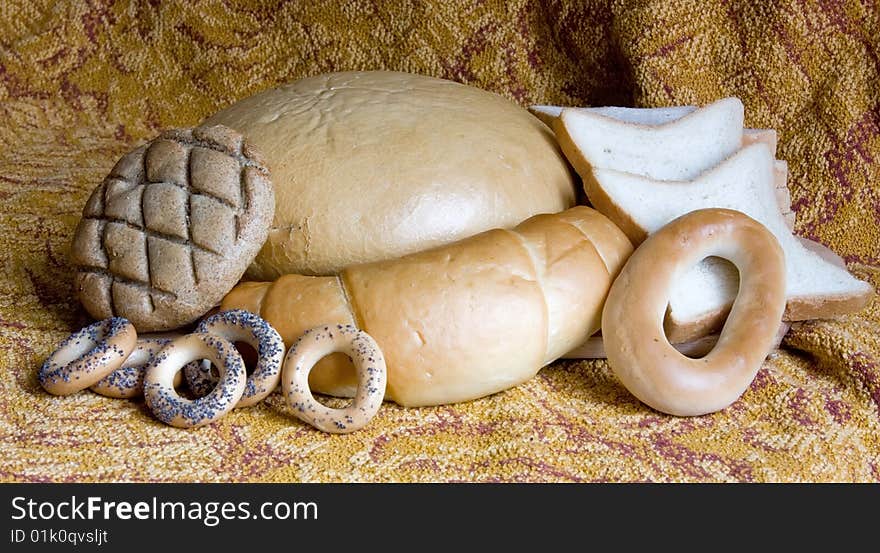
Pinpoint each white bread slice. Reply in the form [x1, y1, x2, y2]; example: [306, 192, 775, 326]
[553, 98, 744, 180]
[534, 103, 778, 155]
[584, 142, 873, 341]
[534, 102, 794, 224]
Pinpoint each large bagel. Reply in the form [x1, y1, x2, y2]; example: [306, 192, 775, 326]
[601, 209, 787, 416]
[203, 71, 577, 279]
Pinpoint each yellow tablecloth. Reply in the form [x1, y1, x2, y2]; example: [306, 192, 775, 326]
[1, 0, 878, 482]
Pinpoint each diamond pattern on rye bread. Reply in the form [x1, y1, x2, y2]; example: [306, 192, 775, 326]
[70, 125, 275, 332]
[585, 142, 874, 341]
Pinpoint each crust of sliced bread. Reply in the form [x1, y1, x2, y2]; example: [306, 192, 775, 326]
[773, 160, 797, 229]
[775, 186, 792, 213]
[529, 105, 562, 127]
[773, 165, 791, 208]
[743, 128, 778, 154]
[784, 291, 873, 321]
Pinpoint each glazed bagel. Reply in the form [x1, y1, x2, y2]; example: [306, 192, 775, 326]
[601, 208, 786, 416]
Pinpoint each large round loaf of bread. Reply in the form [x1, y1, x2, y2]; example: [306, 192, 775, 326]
[202, 71, 577, 279]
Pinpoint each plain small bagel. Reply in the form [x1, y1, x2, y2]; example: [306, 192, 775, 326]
[601, 208, 787, 416]
[144, 333, 247, 428]
[184, 310, 285, 407]
[39, 317, 137, 396]
[282, 324, 387, 434]
[90, 336, 184, 399]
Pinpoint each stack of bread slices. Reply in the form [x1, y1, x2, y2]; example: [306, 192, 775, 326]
[531, 98, 874, 347]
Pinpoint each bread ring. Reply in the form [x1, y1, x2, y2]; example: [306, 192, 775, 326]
[143, 333, 246, 428]
[89, 336, 184, 399]
[282, 324, 386, 433]
[39, 317, 137, 396]
[183, 310, 285, 407]
[601, 208, 786, 416]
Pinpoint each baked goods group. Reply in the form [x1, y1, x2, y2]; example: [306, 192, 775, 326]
[40, 70, 874, 434]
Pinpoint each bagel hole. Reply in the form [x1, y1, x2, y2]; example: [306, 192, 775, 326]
[673, 335, 719, 359]
[233, 341, 258, 376]
[53, 329, 104, 367]
[197, 342, 258, 382]
[56, 342, 95, 367]
[663, 255, 740, 359]
[177, 364, 206, 400]
[313, 393, 355, 410]
[307, 352, 359, 410]
[663, 303, 727, 360]
[663, 255, 742, 359]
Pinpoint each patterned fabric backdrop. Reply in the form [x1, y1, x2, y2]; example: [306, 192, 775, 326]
[1, 0, 878, 482]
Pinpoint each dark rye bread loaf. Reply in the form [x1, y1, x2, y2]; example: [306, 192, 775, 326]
[71, 124, 275, 332]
